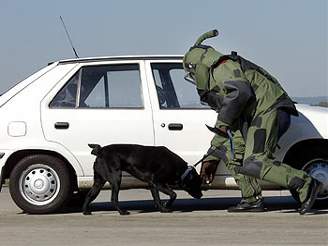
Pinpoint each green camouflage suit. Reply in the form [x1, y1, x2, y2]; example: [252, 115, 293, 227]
[184, 30, 313, 203]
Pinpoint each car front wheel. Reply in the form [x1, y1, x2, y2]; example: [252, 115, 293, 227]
[9, 155, 72, 214]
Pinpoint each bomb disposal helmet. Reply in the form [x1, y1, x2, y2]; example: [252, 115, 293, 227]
[183, 29, 223, 90]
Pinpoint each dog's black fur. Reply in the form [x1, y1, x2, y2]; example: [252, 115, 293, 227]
[82, 144, 203, 215]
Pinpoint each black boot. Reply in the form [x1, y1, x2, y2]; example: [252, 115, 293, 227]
[228, 198, 265, 213]
[227, 198, 265, 212]
[299, 179, 323, 215]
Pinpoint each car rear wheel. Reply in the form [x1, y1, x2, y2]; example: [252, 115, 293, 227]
[290, 159, 328, 203]
[9, 155, 72, 214]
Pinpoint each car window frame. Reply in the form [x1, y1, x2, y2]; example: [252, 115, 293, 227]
[49, 61, 145, 110]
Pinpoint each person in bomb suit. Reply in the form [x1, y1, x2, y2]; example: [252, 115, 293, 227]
[184, 30, 323, 214]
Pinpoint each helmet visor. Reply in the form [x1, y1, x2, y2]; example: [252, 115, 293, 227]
[184, 73, 196, 85]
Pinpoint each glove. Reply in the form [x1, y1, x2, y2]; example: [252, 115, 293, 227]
[200, 160, 219, 184]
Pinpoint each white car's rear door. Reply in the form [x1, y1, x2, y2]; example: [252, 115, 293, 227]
[41, 61, 154, 176]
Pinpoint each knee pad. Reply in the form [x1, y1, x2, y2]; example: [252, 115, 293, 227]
[253, 129, 266, 154]
[236, 156, 262, 178]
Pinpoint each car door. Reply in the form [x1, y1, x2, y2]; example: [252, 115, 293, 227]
[144, 60, 230, 184]
[41, 61, 154, 177]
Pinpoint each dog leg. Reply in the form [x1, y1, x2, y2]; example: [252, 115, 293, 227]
[149, 183, 172, 213]
[157, 184, 177, 209]
[108, 171, 130, 215]
[82, 173, 105, 215]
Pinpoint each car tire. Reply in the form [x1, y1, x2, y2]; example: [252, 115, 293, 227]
[9, 155, 72, 214]
[290, 158, 328, 204]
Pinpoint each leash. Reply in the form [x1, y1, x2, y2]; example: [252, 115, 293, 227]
[193, 147, 217, 167]
[226, 129, 235, 160]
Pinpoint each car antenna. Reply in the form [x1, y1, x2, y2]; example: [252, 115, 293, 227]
[59, 16, 79, 58]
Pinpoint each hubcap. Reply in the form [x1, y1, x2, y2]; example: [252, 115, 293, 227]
[305, 161, 328, 200]
[19, 164, 60, 206]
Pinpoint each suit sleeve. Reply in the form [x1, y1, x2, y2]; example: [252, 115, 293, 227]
[203, 134, 229, 162]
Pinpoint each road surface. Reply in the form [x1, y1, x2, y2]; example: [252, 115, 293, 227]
[0, 187, 327, 246]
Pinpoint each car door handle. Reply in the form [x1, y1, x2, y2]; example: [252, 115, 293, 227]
[168, 123, 183, 131]
[54, 122, 69, 129]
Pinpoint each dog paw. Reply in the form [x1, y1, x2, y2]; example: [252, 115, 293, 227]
[160, 207, 173, 213]
[162, 201, 172, 209]
[83, 211, 92, 216]
[119, 210, 130, 215]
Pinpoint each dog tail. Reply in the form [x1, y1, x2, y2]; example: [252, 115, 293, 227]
[88, 144, 102, 156]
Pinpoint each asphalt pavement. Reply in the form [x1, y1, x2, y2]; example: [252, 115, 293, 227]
[0, 187, 327, 246]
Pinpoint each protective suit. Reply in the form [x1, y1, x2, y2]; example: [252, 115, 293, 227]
[184, 30, 322, 214]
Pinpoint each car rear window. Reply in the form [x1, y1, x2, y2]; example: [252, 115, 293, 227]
[50, 64, 143, 109]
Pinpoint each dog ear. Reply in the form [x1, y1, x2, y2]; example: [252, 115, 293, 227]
[88, 144, 101, 156]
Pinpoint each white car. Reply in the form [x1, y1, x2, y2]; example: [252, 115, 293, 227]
[0, 55, 327, 213]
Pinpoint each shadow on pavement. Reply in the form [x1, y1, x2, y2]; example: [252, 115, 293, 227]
[59, 195, 328, 215]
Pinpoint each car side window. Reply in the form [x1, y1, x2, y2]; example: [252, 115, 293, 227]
[49, 72, 79, 108]
[151, 63, 209, 109]
[50, 64, 143, 108]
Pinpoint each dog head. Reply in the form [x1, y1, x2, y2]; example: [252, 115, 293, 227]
[181, 166, 203, 199]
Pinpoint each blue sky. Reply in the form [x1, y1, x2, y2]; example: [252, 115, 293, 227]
[0, 0, 327, 97]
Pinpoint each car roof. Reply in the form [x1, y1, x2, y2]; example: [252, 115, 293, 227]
[58, 55, 183, 64]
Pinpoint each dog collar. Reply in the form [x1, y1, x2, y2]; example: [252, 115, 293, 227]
[181, 166, 194, 182]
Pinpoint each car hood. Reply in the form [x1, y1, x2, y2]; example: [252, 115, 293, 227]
[296, 104, 328, 138]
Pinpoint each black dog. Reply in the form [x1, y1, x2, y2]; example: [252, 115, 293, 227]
[82, 144, 203, 215]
